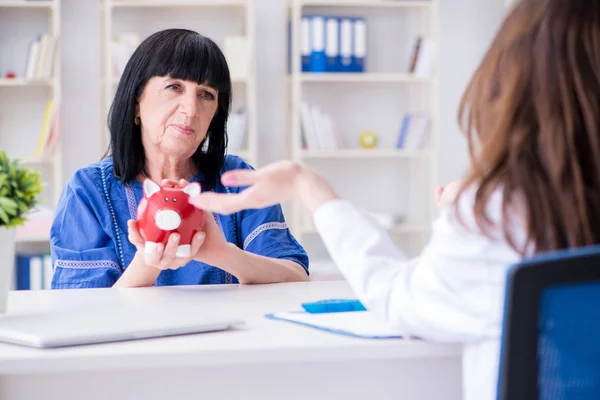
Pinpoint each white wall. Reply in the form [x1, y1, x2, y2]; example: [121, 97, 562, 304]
[60, 0, 506, 187]
[61, 0, 103, 177]
[436, 0, 505, 185]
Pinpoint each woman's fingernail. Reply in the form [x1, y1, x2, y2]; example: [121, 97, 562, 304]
[196, 232, 205, 242]
[171, 235, 180, 243]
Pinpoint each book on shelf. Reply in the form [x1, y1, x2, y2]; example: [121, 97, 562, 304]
[13, 253, 53, 291]
[35, 99, 60, 158]
[23, 33, 58, 81]
[408, 35, 436, 77]
[300, 101, 344, 150]
[395, 113, 429, 150]
[12, 206, 55, 291]
[290, 15, 367, 74]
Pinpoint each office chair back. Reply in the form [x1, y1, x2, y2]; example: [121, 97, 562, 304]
[497, 245, 600, 399]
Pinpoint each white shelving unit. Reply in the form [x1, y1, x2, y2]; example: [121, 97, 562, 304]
[100, 0, 258, 167]
[295, 72, 430, 83]
[0, 78, 53, 86]
[300, 148, 431, 159]
[287, 0, 438, 259]
[0, 0, 62, 246]
[0, 1, 55, 7]
[299, 0, 434, 7]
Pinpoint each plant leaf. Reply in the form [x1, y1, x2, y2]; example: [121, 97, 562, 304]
[0, 208, 9, 225]
[0, 150, 43, 227]
[0, 196, 18, 211]
[6, 216, 26, 228]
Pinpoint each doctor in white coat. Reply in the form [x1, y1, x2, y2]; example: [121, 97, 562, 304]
[189, 1, 600, 399]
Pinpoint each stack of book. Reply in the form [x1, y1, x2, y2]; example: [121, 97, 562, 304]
[292, 15, 367, 73]
[13, 253, 53, 291]
[23, 33, 58, 81]
[395, 113, 429, 150]
[300, 101, 345, 150]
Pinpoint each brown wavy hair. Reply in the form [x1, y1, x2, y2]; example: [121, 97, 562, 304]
[456, 0, 600, 255]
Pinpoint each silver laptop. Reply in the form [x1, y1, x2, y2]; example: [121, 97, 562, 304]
[0, 306, 244, 348]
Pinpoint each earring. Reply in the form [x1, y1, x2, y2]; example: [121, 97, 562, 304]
[134, 116, 141, 125]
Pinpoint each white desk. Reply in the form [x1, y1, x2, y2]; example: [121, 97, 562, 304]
[0, 281, 463, 400]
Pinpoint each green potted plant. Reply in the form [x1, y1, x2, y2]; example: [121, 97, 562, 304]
[0, 151, 43, 315]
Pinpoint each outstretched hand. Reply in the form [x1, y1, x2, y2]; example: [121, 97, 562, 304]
[188, 160, 305, 215]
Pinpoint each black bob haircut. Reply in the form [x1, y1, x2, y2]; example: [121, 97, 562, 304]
[106, 28, 232, 191]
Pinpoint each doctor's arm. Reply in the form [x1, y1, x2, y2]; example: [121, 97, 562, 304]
[188, 161, 339, 215]
[189, 160, 503, 341]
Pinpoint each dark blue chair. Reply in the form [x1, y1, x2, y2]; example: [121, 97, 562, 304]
[497, 245, 600, 399]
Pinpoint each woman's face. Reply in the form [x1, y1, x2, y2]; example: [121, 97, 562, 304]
[135, 76, 219, 159]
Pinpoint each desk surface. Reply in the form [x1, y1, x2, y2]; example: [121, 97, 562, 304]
[0, 281, 461, 375]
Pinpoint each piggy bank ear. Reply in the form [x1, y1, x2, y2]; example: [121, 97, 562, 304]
[183, 182, 201, 198]
[143, 179, 161, 198]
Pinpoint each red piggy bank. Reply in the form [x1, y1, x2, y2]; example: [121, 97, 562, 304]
[136, 179, 205, 258]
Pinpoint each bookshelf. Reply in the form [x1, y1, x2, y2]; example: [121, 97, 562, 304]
[298, 0, 434, 7]
[100, 0, 258, 168]
[0, 0, 62, 248]
[296, 72, 429, 83]
[300, 148, 431, 159]
[0, 78, 54, 86]
[0, 1, 55, 8]
[287, 0, 438, 260]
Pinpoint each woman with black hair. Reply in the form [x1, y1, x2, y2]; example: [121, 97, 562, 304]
[49, 29, 309, 288]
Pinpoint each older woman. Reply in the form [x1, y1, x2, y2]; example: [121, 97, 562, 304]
[50, 29, 309, 288]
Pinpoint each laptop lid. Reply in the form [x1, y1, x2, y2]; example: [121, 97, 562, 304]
[0, 306, 244, 348]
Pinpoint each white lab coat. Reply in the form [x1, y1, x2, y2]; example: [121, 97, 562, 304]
[312, 186, 527, 400]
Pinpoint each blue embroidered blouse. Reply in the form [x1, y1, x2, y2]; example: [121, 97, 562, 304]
[49, 155, 309, 289]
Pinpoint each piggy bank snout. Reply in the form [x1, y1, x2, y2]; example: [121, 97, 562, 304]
[154, 209, 181, 231]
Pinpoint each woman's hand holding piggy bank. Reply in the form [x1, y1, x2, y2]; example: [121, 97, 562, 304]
[126, 179, 207, 271]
